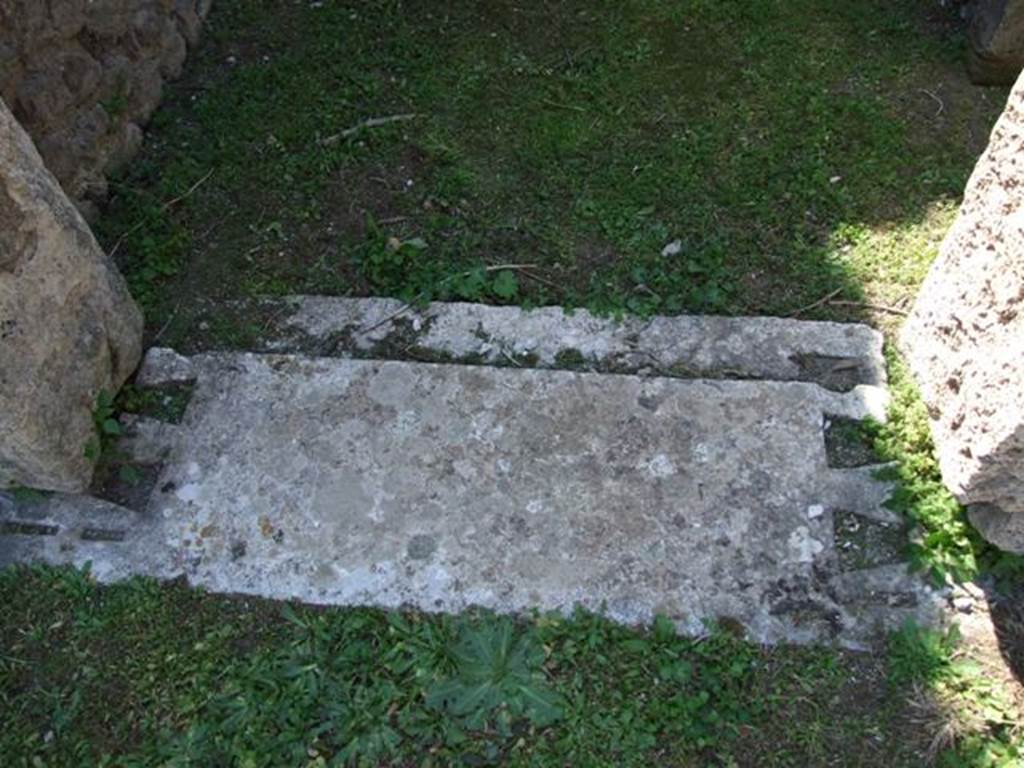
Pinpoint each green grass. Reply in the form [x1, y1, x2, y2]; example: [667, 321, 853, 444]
[866, 350, 1024, 587]
[96, 0, 1007, 349]
[5, 564, 1018, 767]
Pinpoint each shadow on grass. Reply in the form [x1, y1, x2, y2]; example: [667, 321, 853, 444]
[0, 565, 983, 766]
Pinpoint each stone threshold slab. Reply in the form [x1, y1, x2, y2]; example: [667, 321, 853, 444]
[2, 352, 940, 648]
[217, 297, 888, 392]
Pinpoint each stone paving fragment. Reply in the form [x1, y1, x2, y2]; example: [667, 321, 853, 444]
[1, 346, 943, 648]
[256, 297, 887, 392]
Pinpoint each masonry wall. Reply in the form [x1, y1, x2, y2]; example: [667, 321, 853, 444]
[0, 0, 211, 218]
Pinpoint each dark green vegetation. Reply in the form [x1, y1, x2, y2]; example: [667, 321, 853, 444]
[2, 565, 1020, 767]
[83, 390, 122, 465]
[96, 0, 1007, 349]
[116, 382, 195, 425]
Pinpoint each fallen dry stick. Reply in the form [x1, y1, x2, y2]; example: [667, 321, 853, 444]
[321, 113, 419, 145]
[827, 299, 909, 317]
[789, 287, 843, 318]
[107, 168, 215, 259]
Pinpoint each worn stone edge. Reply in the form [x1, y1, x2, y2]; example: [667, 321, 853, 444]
[177, 296, 891, 394]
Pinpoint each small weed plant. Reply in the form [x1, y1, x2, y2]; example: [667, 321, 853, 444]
[83, 390, 121, 464]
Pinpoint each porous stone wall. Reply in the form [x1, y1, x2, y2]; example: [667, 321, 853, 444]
[0, 0, 212, 218]
[902, 71, 1024, 553]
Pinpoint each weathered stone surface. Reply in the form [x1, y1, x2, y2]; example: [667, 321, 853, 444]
[0, 349, 942, 647]
[0, 0, 211, 213]
[135, 346, 196, 386]
[901, 72, 1024, 552]
[0, 98, 143, 491]
[969, 0, 1024, 85]
[0, 491, 146, 578]
[257, 296, 888, 393]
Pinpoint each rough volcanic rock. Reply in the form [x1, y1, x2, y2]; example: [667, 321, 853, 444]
[968, 0, 1024, 85]
[0, 98, 143, 492]
[902, 72, 1024, 552]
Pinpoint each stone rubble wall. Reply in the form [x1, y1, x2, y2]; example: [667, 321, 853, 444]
[0, 0, 212, 218]
[902, 71, 1024, 553]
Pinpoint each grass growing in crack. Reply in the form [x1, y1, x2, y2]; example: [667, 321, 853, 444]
[866, 350, 1024, 586]
[116, 382, 195, 425]
[2, 485, 50, 504]
[1, 565, 952, 767]
[95, 0, 1006, 348]
[83, 390, 151, 490]
[83, 390, 122, 465]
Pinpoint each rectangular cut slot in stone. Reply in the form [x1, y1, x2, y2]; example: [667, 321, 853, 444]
[790, 354, 875, 392]
[1, 520, 58, 536]
[833, 510, 907, 572]
[80, 527, 127, 542]
[823, 415, 880, 468]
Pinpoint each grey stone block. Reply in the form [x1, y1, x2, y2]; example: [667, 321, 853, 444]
[1, 350, 942, 647]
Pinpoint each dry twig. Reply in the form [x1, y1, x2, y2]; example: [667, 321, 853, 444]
[919, 88, 945, 118]
[501, 349, 523, 367]
[541, 99, 586, 113]
[107, 168, 215, 258]
[152, 301, 182, 343]
[788, 287, 843, 317]
[827, 299, 909, 317]
[514, 267, 560, 290]
[321, 113, 419, 146]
